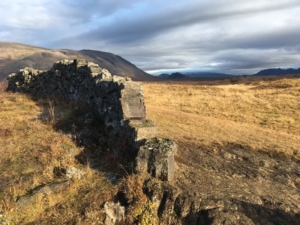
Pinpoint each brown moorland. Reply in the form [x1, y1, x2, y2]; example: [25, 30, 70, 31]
[144, 77, 300, 156]
[1, 75, 300, 224]
[143, 77, 300, 224]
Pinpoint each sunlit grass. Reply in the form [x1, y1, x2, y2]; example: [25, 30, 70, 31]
[144, 78, 300, 157]
[0, 85, 114, 224]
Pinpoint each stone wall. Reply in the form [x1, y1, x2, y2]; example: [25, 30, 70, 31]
[7, 59, 176, 181]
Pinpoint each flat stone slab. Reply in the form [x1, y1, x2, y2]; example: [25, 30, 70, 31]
[136, 138, 177, 181]
[130, 119, 157, 141]
[120, 96, 145, 119]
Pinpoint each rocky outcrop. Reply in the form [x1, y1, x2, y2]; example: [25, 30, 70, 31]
[7, 59, 174, 181]
[136, 138, 177, 181]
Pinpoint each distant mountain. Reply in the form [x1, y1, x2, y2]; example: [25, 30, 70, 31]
[254, 68, 300, 76]
[184, 72, 235, 78]
[0, 41, 157, 81]
[159, 72, 189, 79]
[158, 73, 170, 79]
[169, 72, 189, 79]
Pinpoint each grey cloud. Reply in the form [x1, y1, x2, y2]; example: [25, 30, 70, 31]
[212, 49, 300, 74]
[226, 30, 300, 50]
[179, 31, 300, 60]
[52, 0, 136, 22]
[2, 0, 300, 75]
[74, 1, 300, 44]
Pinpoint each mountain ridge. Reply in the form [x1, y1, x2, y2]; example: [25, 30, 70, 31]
[159, 72, 189, 79]
[158, 71, 236, 80]
[0, 41, 156, 81]
[254, 67, 300, 76]
[2, 41, 300, 81]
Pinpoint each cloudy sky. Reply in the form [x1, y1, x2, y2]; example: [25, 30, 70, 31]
[1, 0, 300, 75]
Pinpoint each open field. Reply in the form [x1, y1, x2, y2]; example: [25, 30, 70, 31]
[144, 77, 300, 157]
[1, 76, 300, 224]
[142, 78, 300, 224]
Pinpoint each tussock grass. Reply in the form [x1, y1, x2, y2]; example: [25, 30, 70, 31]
[0, 84, 115, 224]
[144, 77, 300, 157]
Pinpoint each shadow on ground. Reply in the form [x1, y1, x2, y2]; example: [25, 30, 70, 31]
[183, 200, 300, 225]
[35, 95, 134, 179]
[33, 95, 300, 224]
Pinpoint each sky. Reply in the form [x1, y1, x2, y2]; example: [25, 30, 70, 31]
[1, 0, 300, 75]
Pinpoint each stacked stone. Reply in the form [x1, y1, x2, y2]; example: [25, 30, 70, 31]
[7, 59, 176, 181]
[136, 138, 177, 181]
[7, 68, 46, 93]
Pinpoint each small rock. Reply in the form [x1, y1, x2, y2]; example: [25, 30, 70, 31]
[107, 172, 118, 184]
[16, 181, 70, 209]
[112, 75, 126, 83]
[104, 201, 125, 225]
[66, 166, 86, 179]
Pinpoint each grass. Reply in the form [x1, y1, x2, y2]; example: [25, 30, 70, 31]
[0, 80, 156, 224]
[0, 82, 116, 224]
[1, 75, 300, 224]
[143, 77, 300, 157]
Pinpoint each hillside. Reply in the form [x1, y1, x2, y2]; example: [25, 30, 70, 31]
[143, 78, 300, 224]
[1, 74, 300, 224]
[0, 41, 156, 81]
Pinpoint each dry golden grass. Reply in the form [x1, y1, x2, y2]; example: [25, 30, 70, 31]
[0, 86, 116, 224]
[0, 81, 156, 224]
[0, 41, 47, 61]
[1, 76, 300, 223]
[144, 77, 300, 157]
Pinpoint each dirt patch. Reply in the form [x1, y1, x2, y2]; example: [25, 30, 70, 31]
[167, 143, 300, 224]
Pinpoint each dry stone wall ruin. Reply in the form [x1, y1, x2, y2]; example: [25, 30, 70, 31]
[7, 59, 177, 181]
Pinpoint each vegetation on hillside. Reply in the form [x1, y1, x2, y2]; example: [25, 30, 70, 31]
[1, 75, 300, 224]
[0, 41, 155, 81]
[144, 77, 300, 158]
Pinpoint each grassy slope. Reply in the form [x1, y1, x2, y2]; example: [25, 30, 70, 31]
[0, 41, 157, 81]
[0, 82, 115, 224]
[1, 76, 300, 223]
[0, 81, 156, 225]
[144, 78, 300, 157]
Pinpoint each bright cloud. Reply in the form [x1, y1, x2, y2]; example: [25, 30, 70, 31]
[1, 0, 300, 74]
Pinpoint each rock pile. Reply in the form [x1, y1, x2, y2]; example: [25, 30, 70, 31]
[7, 59, 175, 181]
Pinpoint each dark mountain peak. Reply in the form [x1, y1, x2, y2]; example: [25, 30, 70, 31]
[158, 73, 170, 79]
[158, 72, 189, 80]
[169, 72, 188, 79]
[255, 68, 300, 76]
[184, 71, 235, 78]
